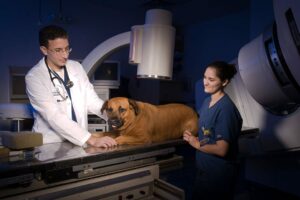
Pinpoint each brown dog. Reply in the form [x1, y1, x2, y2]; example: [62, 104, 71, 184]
[94, 97, 198, 145]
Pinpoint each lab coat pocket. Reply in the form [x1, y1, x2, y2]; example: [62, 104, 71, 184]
[52, 89, 67, 113]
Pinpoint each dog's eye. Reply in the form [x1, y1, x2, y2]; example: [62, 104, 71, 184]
[107, 108, 113, 113]
[119, 107, 126, 113]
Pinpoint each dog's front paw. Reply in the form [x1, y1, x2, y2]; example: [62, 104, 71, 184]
[91, 132, 105, 138]
[115, 137, 123, 145]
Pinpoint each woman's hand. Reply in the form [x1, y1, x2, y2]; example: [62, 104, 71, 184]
[183, 130, 229, 157]
[183, 130, 200, 150]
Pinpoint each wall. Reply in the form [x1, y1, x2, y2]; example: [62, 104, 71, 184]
[183, 9, 250, 106]
[0, 0, 144, 103]
[0, 0, 272, 106]
[249, 0, 274, 39]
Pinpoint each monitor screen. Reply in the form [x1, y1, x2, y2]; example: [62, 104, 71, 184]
[9, 66, 31, 102]
[92, 61, 120, 87]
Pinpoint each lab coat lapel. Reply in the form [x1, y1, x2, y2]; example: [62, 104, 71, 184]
[66, 64, 84, 125]
[39, 58, 54, 91]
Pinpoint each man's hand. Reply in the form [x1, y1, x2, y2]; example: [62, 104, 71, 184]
[87, 135, 117, 148]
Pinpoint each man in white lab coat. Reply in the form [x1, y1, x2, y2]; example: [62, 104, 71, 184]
[26, 25, 117, 148]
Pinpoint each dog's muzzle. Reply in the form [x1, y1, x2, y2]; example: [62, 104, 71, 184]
[108, 118, 124, 129]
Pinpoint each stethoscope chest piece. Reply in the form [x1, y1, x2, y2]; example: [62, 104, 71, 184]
[66, 80, 74, 89]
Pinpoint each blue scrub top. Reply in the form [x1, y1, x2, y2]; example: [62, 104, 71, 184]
[196, 94, 242, 173]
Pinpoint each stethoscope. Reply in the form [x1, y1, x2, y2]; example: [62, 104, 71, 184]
[45, 57, 78, 122]
[45, 57, 74, 102]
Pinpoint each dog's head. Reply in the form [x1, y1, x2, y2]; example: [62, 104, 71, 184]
[101, 97, 140, 130]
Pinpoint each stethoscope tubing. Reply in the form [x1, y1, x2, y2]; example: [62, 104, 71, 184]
[45, 57, 74, 101]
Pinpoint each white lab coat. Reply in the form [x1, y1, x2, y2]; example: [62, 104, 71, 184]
[26, 57, 105, 146]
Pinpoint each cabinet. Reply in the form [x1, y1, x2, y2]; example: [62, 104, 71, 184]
[0, 141, 186, 200]
[93, 85, 110, 101]
[88, 86, 111, 132]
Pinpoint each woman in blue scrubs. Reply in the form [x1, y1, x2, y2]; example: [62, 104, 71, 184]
[183, 61, 243, 200]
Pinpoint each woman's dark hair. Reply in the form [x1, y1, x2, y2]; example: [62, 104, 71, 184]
[206, 61, 237, 82]
[39, 25, 68, 47]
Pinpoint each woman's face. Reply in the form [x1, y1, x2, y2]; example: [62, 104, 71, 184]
[203, 67, 225, 94]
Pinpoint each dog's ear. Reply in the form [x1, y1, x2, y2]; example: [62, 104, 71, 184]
[128, 99, 140, 115]
[101, 100, 108, 114]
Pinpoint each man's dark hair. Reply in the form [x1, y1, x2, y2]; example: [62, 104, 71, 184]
[39, 25, 68, 47]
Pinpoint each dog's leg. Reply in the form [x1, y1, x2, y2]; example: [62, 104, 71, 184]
[115, 135, 151, 145]
[91, 131, 119, 138]
[184, 118, 199, 136]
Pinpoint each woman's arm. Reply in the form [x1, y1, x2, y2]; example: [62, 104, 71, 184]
[183, 130, 229, 157]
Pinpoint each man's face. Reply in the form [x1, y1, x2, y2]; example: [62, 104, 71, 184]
[40, 38, 70, 70]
